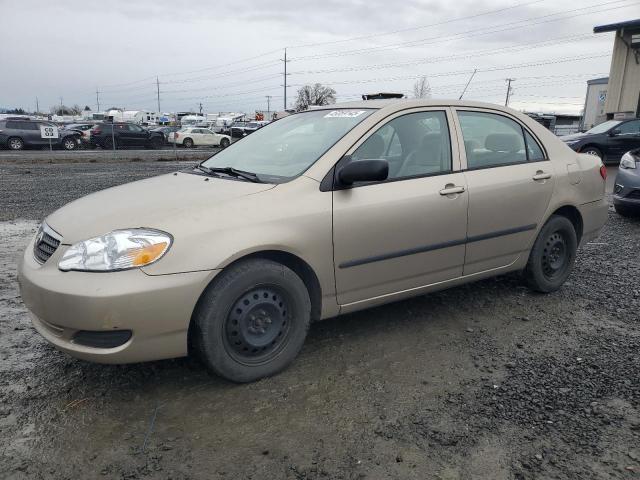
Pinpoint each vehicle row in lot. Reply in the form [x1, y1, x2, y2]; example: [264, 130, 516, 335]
[18, 99, 608, 383]
[0, 119, 81, 150]
[560, 118, 640, 163]
[89, 123, 165, 149]
[222, 120, 270, 138]
[613, 147, 640, 216]
[167, 127, 231, 148]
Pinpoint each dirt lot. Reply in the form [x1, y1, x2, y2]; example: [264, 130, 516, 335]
[0, 161, 638, 480]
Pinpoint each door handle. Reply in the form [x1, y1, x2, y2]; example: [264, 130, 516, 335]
[532, 171, 552, 181]
[439, 185, 466, 196]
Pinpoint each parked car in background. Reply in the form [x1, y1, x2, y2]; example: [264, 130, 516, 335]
[613, 148, 640, 217]
[90, 123, 164, 149]
[64, 124, 96, 147]
[560, 118, 640, 164]
[150, 126, 181, 144]
[222, 121, 249, 138]
[168, 127, 231, 148]
[243, 121, 270, 135]
[0, 120, 81, 150]
[18, 100, 608, 383]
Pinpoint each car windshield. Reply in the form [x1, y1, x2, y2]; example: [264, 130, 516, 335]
[586, 120, 621, 134]
[201, 109, 374, 182]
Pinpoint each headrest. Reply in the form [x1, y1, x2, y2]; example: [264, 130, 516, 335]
[485, 133, 520, 153]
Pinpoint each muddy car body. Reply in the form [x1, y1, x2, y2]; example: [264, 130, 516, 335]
[18, 99, 608, 382]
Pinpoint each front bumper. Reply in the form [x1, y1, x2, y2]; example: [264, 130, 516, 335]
[17, 236, 217, 364]
[612, 168, 640, 210]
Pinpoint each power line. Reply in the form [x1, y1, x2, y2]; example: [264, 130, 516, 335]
[287, 0, 549, 49]
[290, 0, 637, 60]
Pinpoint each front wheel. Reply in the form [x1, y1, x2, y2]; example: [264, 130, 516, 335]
[524, 215, 577, 293]
[62, 137, 77, 150]
[183, 138, 194, 148]
[220, 138, 230, 148]
[192, 259, 311, 383]
[580, 146, 602, 159]
[150, 137, 163, 150]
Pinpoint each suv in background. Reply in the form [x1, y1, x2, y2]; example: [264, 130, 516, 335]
[560, 118, 640, 164]
[90, 123, 164, 149]
[63, 123, 96, 147]
[0, 120, 81, 150]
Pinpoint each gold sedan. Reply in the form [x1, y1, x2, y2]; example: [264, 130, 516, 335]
[18, 100, 608, 382]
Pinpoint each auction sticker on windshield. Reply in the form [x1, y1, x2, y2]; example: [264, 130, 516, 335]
[324, 110, 367, 118]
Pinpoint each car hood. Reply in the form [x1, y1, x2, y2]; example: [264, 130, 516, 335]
[46, 172, 275, 244]
[559, 133, 587, 142]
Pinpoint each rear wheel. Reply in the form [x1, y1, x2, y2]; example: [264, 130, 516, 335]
[220, 138, 230, 148]
[183, 138, 194, 148]
[193, 258, 311, 383]
[524, 215, 577, 293]
[8, 137, 24, 150]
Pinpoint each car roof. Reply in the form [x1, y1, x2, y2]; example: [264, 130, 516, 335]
[311, 98, 518, 113]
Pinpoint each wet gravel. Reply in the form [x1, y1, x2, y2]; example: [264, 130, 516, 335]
[0, 161, 638, 479]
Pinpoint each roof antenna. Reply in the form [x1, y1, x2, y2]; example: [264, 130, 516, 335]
[458, 69, 477, 100]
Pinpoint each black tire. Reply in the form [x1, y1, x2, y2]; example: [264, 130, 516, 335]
[524, 215, 577, 293]
[193, 258, 311, 383]
[7, 137, 24, 151]
[614, 203, 637, 217]
[150, 136, 163, 150]
[580, 146, 602, 159]
[183, 138, 194, 148]
[62, 137, 77, 151]
[220, 138, 230, 148]
[102, 137, 117, 150]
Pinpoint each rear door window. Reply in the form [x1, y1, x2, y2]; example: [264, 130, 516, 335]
[458, 111, 527, 169]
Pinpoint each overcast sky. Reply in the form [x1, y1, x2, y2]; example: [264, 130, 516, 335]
[0, 0, 635, 115]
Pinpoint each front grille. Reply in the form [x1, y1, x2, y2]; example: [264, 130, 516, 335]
[627, 189, 640, 200]
[33, 223, 62, 264]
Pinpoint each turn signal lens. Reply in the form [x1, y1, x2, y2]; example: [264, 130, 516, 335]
[132, 242, 168, 266]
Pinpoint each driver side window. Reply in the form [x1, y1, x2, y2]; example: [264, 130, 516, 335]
[618, 120, 640, 135]
[351, 111, 452, 180]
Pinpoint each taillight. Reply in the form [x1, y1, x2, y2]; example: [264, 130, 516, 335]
[175, 133, 179, 139]
[599, 165, 607, 180]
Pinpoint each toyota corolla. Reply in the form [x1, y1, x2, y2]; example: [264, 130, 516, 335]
[18, 100, 608, 382]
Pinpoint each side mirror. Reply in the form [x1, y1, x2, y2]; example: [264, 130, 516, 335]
[337, 158, 389, 186]
[609, 129, 621, 137]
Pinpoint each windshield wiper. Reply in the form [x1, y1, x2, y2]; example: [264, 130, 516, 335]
[206, 166, 262, 183]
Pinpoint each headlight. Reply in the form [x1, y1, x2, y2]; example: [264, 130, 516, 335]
[58, 229, 172, 272]
[620, 152, 637, 169]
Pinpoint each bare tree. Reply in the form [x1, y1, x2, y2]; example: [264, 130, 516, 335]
[412, 76, 432, 99]
[294, 83, 337, 111]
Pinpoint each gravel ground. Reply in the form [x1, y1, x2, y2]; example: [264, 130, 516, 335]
[0, 161, 638, 479]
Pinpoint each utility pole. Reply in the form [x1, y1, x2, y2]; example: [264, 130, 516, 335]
[35, 97, 39, 115]
[199, 102, 203, 115]
[266, 95, 272, 116]
[156, 76, 161, 113]
[281, 48, 290, 110]
[505, 78, 515, 107]
[59, 97, 63, 115]
[96, 88, 100, 112]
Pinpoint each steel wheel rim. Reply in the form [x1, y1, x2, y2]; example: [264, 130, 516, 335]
[584, 149, 599, 156]
[223, 285, 292, 365]
[541, 231, 569, 279]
